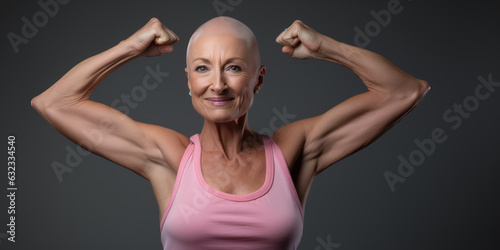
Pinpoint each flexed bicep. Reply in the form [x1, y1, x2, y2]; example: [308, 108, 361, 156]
[303, 86, 429, 175]
[273, 20, 430, 176]
[36, 99, 175, 179]
[31, 17, 185, 179]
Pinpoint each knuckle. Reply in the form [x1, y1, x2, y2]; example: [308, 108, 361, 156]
[149, 18, 163, 27]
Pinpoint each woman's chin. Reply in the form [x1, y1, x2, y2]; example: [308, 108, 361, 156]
[203, 112, 242, 123]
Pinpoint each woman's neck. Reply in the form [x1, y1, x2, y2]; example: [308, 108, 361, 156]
[199, 114, 261, 160]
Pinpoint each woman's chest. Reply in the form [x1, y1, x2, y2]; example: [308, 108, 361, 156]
[200, 148, 267, 195]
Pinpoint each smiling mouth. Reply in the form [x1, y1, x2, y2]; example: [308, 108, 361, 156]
[205, 97, 234, 106]
[205, 97, 234, 101]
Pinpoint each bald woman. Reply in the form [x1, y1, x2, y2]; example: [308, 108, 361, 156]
[31, 17, 430, 249]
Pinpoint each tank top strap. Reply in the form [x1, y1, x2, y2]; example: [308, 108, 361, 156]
[159, 135, 196, 232]
[267, 135, 305, 222]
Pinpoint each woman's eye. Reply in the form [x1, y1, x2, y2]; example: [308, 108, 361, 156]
[228, 65, 241, 71]
[195, 66, 207, 72]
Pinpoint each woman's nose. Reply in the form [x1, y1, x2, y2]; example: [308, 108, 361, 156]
[211, 71, 228, 94]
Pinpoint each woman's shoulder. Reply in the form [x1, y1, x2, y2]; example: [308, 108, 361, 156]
[143, 124, 191, 173]
[270, 120, 309, 170]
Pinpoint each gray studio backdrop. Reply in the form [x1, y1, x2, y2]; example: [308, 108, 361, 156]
[1, 0, 499, 249]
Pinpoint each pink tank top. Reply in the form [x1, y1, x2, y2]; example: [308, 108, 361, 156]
[160, 134, 304, 250]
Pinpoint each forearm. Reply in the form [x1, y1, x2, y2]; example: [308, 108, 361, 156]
[31, 41, 137, 110]
[316, 35, 429, 96]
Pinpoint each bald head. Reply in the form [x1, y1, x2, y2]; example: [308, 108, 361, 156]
[186, 16, 260, 70]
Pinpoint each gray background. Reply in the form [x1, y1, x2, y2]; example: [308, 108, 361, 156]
[1, 0, 499, 249]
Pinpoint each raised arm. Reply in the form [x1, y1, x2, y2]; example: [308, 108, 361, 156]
[274, 20, 430, 175]
[31, 18, 187, 180]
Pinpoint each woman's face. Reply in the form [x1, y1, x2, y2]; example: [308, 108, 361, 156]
[185, 33, 265, 123]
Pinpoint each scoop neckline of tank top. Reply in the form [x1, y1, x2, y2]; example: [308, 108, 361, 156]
[193, 133, 274, 202]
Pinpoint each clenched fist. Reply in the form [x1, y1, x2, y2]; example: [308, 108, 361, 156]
[275, 20, 327, 60]
[122, 17, 179, 57]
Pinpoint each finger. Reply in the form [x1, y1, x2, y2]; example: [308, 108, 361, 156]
[153, 30, 169, 45]
[281, 45, 294, 57]
[162, 23, 179, 43]
[276, 31, 300, 47]
[154, 26, 177, 45]
[147, 17, 159, 24]
[147, 18, 177, 45]
[275, 28, 287, 43]
[275, 25, 300, 47]
[158, 44, 174, 54]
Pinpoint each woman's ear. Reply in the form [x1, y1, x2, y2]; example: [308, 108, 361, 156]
[254, 65, 266, 94]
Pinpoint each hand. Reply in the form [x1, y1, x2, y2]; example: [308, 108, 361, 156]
[275, 20, 326, 60]
[123, 17, 179, 57]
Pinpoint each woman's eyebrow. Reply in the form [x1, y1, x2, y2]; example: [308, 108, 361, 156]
[192, 57, 246, 64]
